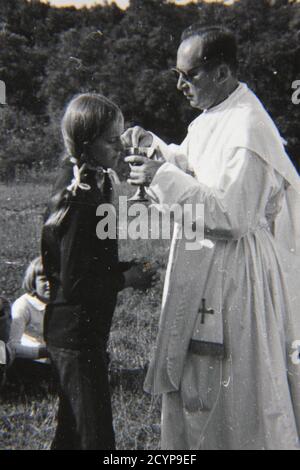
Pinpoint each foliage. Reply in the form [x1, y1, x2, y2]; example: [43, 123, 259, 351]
[0, 0, 299, 178]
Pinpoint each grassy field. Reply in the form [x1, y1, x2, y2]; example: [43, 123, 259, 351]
[0, 179, 170, 450]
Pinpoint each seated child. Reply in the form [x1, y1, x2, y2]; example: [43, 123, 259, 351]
[9, 257, 48, 360]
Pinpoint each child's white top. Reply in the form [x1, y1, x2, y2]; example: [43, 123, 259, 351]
[10, 294, 46, 345]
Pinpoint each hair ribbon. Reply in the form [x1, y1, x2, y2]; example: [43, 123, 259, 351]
[67, 162, 91, 196]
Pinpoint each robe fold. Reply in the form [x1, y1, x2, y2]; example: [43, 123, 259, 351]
[144, 83, 300, 450]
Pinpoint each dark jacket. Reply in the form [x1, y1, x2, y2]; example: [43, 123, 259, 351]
[41, 163, 126, 350]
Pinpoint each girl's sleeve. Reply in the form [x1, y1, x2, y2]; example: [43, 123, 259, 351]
[147, 148, 275, 240]
[59, 203, 124, 305]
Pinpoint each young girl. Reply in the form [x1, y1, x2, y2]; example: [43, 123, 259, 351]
[41, 93, 156, 450]
[9, 257, 49, 360]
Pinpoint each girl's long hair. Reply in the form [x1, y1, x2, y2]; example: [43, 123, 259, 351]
[45, 93, 122, 228]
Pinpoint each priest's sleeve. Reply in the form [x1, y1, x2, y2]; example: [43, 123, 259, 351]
[150, 133, 191, 173]
[147, 148, 280, 240]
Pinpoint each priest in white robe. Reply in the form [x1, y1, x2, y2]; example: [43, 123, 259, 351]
[123, 25, 300, 450]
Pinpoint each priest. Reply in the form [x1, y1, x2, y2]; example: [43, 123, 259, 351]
[123, 25, 300, 450]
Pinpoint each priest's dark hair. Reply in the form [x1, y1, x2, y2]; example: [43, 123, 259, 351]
[181, 25, 238, 74]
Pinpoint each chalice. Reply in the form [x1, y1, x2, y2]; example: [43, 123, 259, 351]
[125, 147, 156, 202]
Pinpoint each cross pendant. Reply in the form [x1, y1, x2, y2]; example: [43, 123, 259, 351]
[199, 298, 215, 324]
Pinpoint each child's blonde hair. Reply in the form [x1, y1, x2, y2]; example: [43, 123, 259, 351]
[22, 257, 44, 296]
[45, 93, 122, 228]
[62, 93, 122, 162]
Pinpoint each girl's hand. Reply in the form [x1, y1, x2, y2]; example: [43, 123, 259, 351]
[123, 261, 159, 291]
[37, 345, 49, 359]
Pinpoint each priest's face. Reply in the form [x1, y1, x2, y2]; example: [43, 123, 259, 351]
[176, 36, 224, 110]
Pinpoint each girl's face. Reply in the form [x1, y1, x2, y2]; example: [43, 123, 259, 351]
[88, 114, 129, 180]
[35, 274, 50, 303]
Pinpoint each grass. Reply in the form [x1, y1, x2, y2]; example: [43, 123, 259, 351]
[0, 178, 170, 450]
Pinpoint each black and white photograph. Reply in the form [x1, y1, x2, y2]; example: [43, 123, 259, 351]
[0, 0, 300, 452]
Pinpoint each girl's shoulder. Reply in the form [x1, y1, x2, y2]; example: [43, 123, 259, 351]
[13, 293, 45, 311]
[12, 294, 32, 318]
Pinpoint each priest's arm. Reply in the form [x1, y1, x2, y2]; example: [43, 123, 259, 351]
[146, 148, 282, 240]
[150, 133, 191, 173]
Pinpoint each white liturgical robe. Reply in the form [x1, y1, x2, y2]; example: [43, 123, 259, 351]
[144, 83, 300, 450]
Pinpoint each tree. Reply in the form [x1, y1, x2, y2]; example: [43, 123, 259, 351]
[0, 0, 299, 177]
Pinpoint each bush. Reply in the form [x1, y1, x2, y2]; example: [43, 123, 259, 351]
[0, 106, 61, 181]
[0, 0, 299, 178]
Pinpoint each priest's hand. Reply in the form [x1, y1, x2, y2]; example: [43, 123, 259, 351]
[125, 155, 164, 186]
[121, 126, 153, 148]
